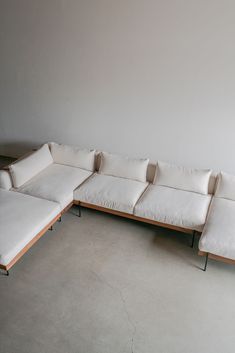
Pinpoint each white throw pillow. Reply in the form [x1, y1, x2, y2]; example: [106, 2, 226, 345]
[99, 152, 149, 183]
[9, 144, 53, 188]
[50, 142, 96, 171]
[215, 172, 235, 201]
[154, 161, 212, 195]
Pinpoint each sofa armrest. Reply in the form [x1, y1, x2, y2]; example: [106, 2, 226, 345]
[0, 170, 13, 190]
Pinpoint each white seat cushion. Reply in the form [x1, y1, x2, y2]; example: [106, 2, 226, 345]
[134, 184, 212, 231]
[0, 189, 60, 266]
[16, 164, 92, 209]
[74, 173, 148, 214]
[199, 198, 235, 260]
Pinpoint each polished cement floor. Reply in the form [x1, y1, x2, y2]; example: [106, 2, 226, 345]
[1, 207, 235, 353]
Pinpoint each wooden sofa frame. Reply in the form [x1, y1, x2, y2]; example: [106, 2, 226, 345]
[198, 251, 235, 271]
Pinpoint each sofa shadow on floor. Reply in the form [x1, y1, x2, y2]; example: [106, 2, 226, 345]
[74, 207, 235, 274]
[67, 207, 203, 272]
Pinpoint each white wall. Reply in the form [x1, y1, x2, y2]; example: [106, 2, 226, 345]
[0, 0, 235, 172]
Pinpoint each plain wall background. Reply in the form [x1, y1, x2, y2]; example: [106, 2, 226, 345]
[0, 0, 235, 172]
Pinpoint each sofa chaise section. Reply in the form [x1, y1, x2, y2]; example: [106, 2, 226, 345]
[74, 152, 149, 214]
[134, 161, 212, 234]
[0, 189, 61, 273]
[199, 172, 235, 270]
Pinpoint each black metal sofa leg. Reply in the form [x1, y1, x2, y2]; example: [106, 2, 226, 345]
[203, 253, 209, 271]
[1, 269, 9, 276]
[77, 205, 81, 217]
[191, 231, 196, 248]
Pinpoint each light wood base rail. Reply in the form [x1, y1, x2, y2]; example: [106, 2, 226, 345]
[198, 251, 235, 266]
[74, 201, 194, 235]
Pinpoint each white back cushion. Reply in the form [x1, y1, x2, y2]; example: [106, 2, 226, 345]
[50, 143, 96, 171]
[9, 144, 53, 188]
[215, 172, 235, 201]
[154, 161, 212, 195]
[99, 152, 149, 183]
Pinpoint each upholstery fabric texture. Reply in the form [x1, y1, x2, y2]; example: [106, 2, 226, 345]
[199, 197, 235, 260]
[0, 170, 12, 190]
[16, 163, 92, 209]
[154, 161, 212, 195]
[74, 173, 148, 214]
[0, 189, 60, 266]
[9, 144, 53, 188]
[215, 172, 235, 201]
[134, 184, 212, 231]
[50, 142, 96, 171]
[99, 152, 149, 183]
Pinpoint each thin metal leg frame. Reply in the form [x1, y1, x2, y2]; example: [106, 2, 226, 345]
[203, 253, 209, 271]
[191, 230, 196, 248]
[1, 269, 9, 276]
[77, 204, 81, 217]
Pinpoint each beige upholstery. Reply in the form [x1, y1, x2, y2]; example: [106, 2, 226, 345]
[50, 142, 96, 171]
[16, 163, 92, 209]
[99, 151, 149, 183]
[74, 173, 148, 214]
[0, 189, 60, 266]
[154, 161, 212, 195]
[134, 184, 212, 231]
[0, 170, 12, 190]
[199, 198, 235, 260]
[9, 144, 53, 188]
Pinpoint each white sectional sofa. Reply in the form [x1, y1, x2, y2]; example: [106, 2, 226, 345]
[0, 141, 234, 274]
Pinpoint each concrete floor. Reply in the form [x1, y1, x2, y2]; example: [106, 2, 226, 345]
[1, 207, 235, 353]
